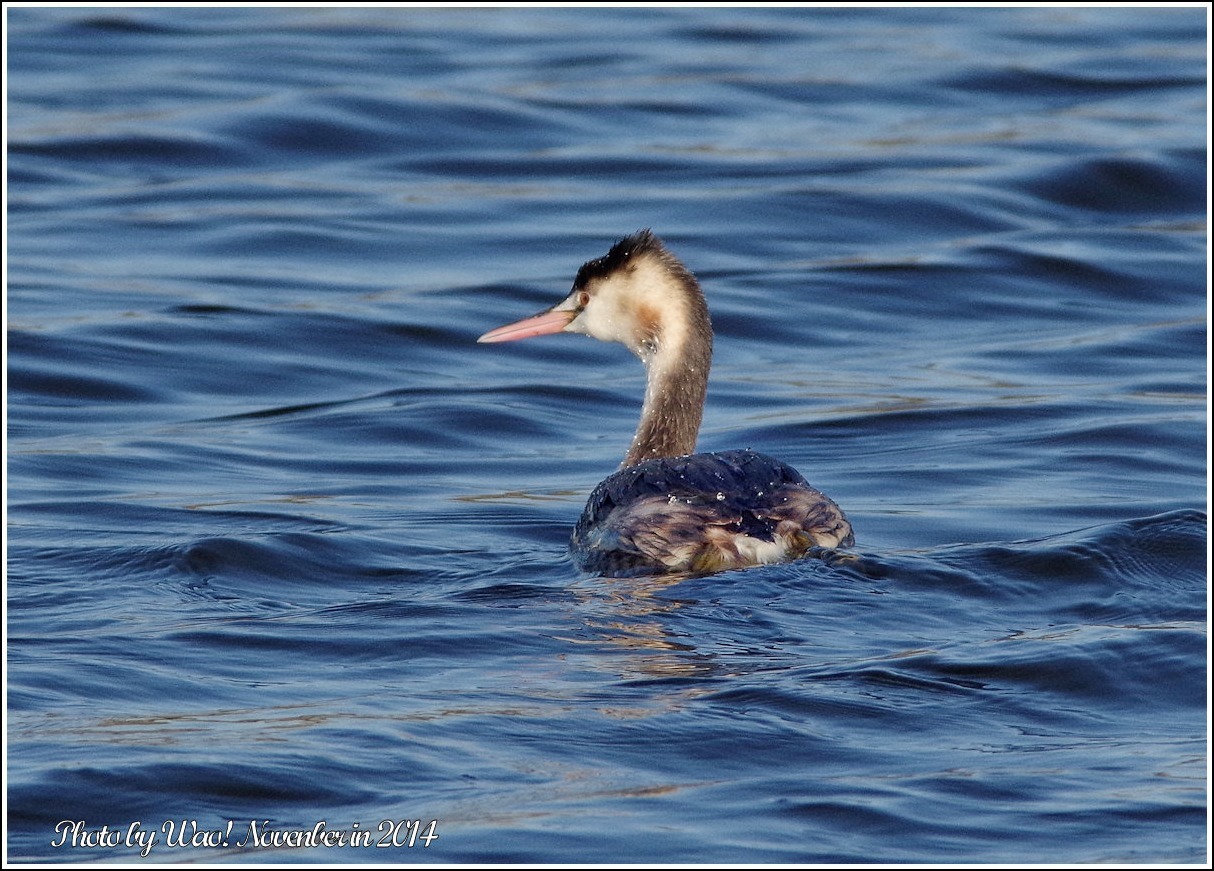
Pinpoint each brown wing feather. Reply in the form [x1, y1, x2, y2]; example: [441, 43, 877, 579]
[572, 455, 853, 577]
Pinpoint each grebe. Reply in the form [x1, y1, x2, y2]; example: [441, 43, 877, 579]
[479, 230, 853, 576]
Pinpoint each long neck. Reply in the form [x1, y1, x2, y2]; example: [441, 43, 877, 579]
[622, 301, 712, 467]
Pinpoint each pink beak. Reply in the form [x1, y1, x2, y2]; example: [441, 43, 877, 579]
[477, 308, 576, 343]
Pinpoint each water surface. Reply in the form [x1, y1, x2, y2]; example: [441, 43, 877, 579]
[6, 6, 1208, 864]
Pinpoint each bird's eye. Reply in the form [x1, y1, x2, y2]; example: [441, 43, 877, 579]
[577, 291, 591, 308]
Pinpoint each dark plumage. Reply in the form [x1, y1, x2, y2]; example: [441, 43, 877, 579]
[572, 449, 853, 576]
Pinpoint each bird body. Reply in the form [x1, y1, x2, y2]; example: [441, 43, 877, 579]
[479, 230, 852, 576]
[572, 449, 852, 576]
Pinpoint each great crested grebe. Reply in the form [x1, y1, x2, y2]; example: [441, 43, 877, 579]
[479, 229, 853, 576]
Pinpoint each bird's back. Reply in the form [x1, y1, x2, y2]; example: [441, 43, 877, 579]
[572, 449, 853, 577]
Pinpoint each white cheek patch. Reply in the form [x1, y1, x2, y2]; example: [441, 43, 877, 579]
[575, 287, 632, 345]
[572, 259, 692, 357]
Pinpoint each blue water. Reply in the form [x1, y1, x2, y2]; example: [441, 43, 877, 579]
[6, 6, 1208, 864]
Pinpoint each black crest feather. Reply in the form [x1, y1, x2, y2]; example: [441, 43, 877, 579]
[573, 228, 665, 289]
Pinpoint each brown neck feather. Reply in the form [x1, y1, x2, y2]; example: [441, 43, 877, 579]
[622, 289, 713, 467]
